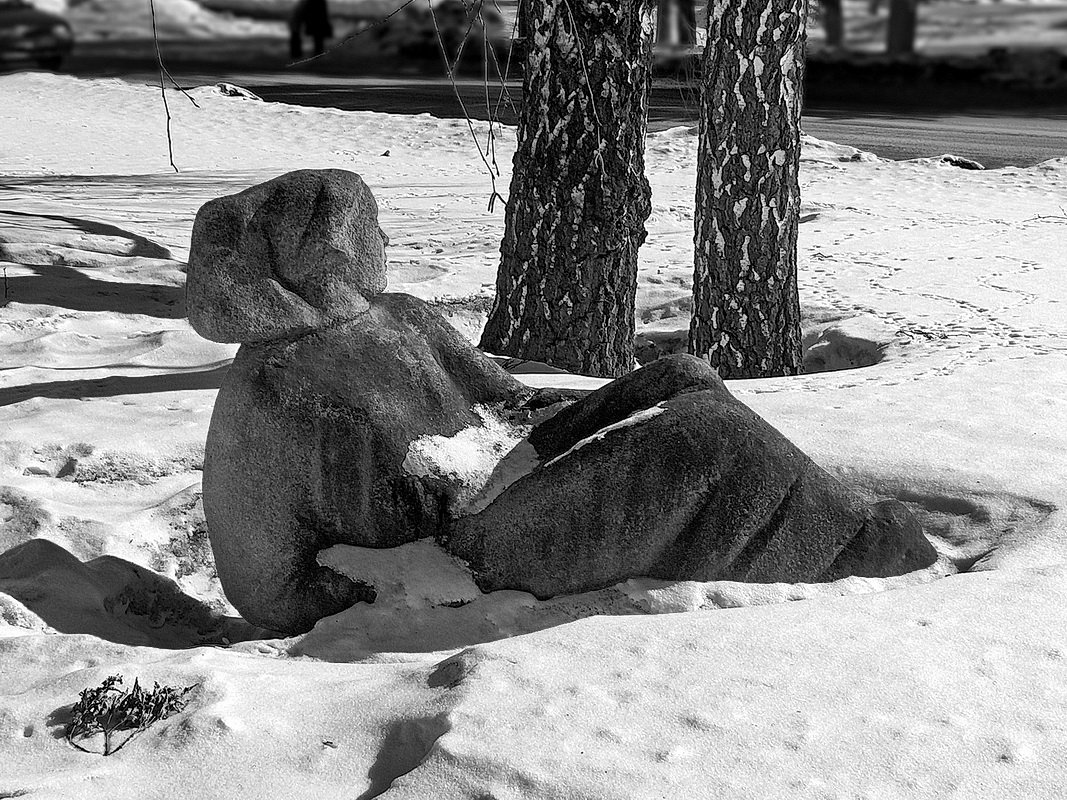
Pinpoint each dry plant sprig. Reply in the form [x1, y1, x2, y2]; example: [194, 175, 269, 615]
[65, 675, 196, 756]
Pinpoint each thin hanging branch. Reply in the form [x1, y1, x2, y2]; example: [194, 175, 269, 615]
[483, 20, 494, 159]
[159, 60, 202, 109]
[282, 0, 521, 211]
[447, 0, 484, 75]
[150, 0, 179, 173]
[481, 0, 527, 194]
[149, 0, 201, 172]
[490, 0, 521, 113]
[472, 0, 521, 179]
[428, 0, 507, 212]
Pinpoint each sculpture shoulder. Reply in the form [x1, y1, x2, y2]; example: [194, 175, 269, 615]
[369, 292, 443, 328]
[369, 293, 530, 406]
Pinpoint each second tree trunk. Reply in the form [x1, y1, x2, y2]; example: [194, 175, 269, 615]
[690, 0, 807, 379]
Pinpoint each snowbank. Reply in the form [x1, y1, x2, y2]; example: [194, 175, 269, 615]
[1, 72, 1066, 797]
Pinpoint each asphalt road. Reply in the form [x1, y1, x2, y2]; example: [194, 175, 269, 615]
[801, 110, 1067, 168]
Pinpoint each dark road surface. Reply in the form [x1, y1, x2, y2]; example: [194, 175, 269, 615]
[801, 110, 1067, 168]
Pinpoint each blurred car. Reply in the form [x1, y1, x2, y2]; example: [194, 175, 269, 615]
[0, 0, 73, 71]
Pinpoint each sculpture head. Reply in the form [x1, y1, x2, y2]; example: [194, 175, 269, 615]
[187, 169, 390, 344]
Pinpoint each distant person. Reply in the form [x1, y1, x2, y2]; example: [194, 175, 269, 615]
[289, 0, 333, 60]
[822, 0, 844, 49]
[656, 0, 696, 48]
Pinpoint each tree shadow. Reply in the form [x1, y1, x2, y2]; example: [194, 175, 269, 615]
[0, 264, 185, 318]
[0, 538, 271, 649]
[0, 364, 232, 408]
[0, 209, 173, 259]
[355, 714, 451, 800]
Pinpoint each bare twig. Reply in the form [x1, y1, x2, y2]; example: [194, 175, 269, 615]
[490, 0, 521, 113]
[480, 0, 523, 179]
[149, 0, 179, 173]
[149, 0, 201, 170]
[483, 18, 494, 162]
[447, 0, 484, 76]
[428, 0, 507, 212]
[159, 62, 202, 109]
[284, 0, 518, 211]
[1020, 206, 1067, 224]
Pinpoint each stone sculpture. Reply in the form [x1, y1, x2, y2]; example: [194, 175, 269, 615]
[188, 169, 937, 634]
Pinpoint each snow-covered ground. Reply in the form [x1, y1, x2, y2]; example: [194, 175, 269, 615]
[1, 72, 1066, 797]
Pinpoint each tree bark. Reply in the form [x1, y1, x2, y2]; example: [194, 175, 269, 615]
[689, 0, 807, 379]
[479, 0, 656, 378]
[887, 0, 917, 55]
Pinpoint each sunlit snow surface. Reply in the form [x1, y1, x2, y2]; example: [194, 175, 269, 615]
[1, 72, 1066, 798]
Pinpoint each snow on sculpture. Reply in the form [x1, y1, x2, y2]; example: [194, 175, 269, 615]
[187, 170, 937, 634]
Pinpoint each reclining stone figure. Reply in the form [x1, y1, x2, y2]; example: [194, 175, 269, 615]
[188, 169, 937, 634]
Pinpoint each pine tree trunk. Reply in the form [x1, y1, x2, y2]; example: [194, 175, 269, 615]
[479, 0, 656, 378]
[689, 0, 807, 379]
[887, 0, 917, 55]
